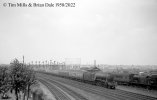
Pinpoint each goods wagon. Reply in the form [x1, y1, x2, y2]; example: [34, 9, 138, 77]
[68, 70, 84, 80]
[111, 73, 134, 85]
[58, 70, 69, 78]
[149, 74, 157, 88]
[131, 74, 149, 86]
[83, 72, 96, 81]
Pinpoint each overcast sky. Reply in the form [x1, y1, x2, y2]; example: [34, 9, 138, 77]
[0, 0, 157, 65]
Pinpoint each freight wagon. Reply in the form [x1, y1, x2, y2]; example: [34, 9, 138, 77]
[111, 72, 157, 89]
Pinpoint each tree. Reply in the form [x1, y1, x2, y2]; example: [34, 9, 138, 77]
[22, 66, 37, 100]
[0, 66, 10, 99]
[27, 69, 36, 100]
[10, 59, 37, 100]
[10, 59, 25, 100]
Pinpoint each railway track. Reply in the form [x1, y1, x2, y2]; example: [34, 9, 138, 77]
[38, 77, 88, 100]
[38, 73, 157, 100]
[43, 77, 124, 100]
[60, 78, 157, 100]
[115, 89, 157, 100]
[39, 79, 71, 100]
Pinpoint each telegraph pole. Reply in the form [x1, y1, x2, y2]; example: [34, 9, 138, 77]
[23, 55, 24, 64]
[94, 60, 96, 67]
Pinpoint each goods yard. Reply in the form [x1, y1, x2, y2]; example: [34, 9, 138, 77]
[37, 72, 157, 100]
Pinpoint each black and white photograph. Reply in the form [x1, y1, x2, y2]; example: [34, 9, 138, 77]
[0, 0, 157, 100]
